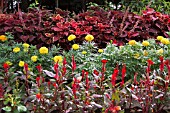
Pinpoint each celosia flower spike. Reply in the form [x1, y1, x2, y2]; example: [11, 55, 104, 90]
[121, 64, 126, 87]
[159, 56, 164, 72]
[72, 55, 76, 72]
[111, 68, 119, 87]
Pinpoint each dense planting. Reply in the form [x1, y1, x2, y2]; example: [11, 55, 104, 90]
[0, 3, 170, 113]
[0, 34, 170, 113]
[0, 7, 170, 50]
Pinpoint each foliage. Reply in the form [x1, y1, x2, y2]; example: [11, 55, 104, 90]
[120, 0, 170, 14]
[0, 7, 170, 50]
[0, 34, 170, 113]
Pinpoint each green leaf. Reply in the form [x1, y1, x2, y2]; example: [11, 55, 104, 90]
[112, 90, 120, 102]
[2, 106, 12, 112]
[166, 32, 170, 36]
[17, 105, 27, 112]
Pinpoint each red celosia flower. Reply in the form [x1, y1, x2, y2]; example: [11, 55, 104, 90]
[159, 56, 164, 72]
[111, 68, 119, 87]
[121, 64, 126, 87]
[146, 59, 154, 74]
[147, 59, 154, 65]
[53, 83, 58, 89]
[3, 63, 9, 73]
[36, 76, 41, 87]
[164, 59, 170, 76]
[101, 59, 108, 64]
[72, 55, 76, 72]
[54, 62, 60, 82]
[85, 71, 89, 91]
[61, 57, 67, 76]
[93, 69, 99, 76]
[63, 57, 67, 66]
[3, 63, 9, 69]
[24, 63, 29, 72]
[36, 64, 42, 74]
[72, 78, 77, 99]
[101, 59, 108, 81]
[36, 93, 41, 100]
[82, 70, 85, 79]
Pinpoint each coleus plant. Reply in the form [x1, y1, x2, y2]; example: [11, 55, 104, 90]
[1, 7, 170, 50]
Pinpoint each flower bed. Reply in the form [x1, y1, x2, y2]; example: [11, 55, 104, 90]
[0, 33, 170, 113]
[0, 7, 170, 50]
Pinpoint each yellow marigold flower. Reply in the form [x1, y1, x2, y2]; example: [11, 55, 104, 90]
[161, 38, 169, 45]
[23, 43, 30, 48]
[68, 34, 76, 41]
[82, 51, 87, 54]
[53, 56, 63, 63]
[143, 50, 148, 56]
[157, 48, 163, 54]
[98, 49, 104, 53]
[19, 61, 25, 67]
[72, 44, 79, 50]
[134, 53, 140, 59]
[157, 36, 164, 41]
[5, 61, 12, 66]
[13, 47, 20, 53]
[85, 34, 94, 42]
[31, 56, 38, 62]
[142, 41, 150, 46]
[0, 35, 7, 42]
[128, 40, 136, 46]
[39, 47, 48, 54]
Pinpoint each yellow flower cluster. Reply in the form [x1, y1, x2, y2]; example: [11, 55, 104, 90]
[31, 56, 38, 62]
[157, 36, 164, 41]
[157, 48, 163, 54]
[128, 40, 136, 46]
[68, 34, 76, 41]
[53, 56, 63, 63]
[23, 43, 30, 48]
[143, 50, 148, 56]
[0, 35, 7, 42]
[157, 36, 169, 45]
[142, 41, 149, 46]
[39, 47, 48, 54]
[82, 51, 87, 55]
[85, 34, 94, 42]
[160, 38, 169, 45]
[23, 43, 30, 52]
[19, 61, 25, 67]
[72, 44, 79, 50]
[13, 47, 20, 53]
[98, 49, 103, 53]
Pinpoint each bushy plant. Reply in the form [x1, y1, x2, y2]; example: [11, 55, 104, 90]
[1, 7, 170, 50]
[0, 36, 170, 113]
